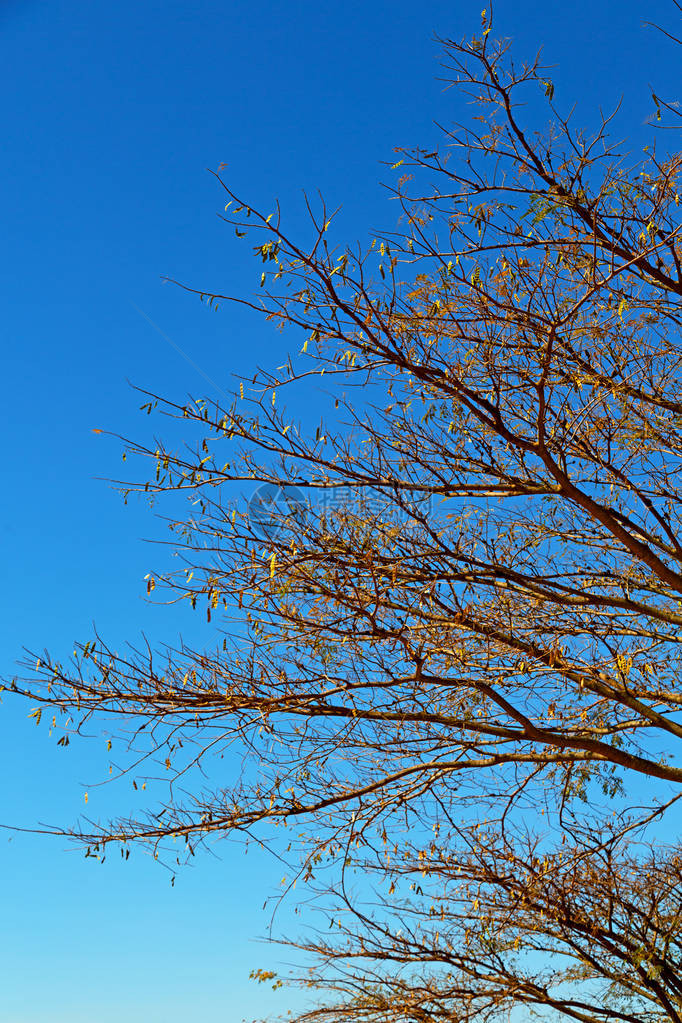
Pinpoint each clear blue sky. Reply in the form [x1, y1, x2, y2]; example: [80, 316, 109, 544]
[1, 1, 679, 1019]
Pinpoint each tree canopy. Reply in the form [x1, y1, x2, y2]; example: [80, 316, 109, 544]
[10, 13, 682, 1023]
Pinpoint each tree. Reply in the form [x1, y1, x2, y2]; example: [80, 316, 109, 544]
[276, 803, 682, 1023]
[9, 12, 682, 1023]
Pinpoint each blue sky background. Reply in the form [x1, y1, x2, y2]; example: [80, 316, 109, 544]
[1, 0, 680, 1019]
